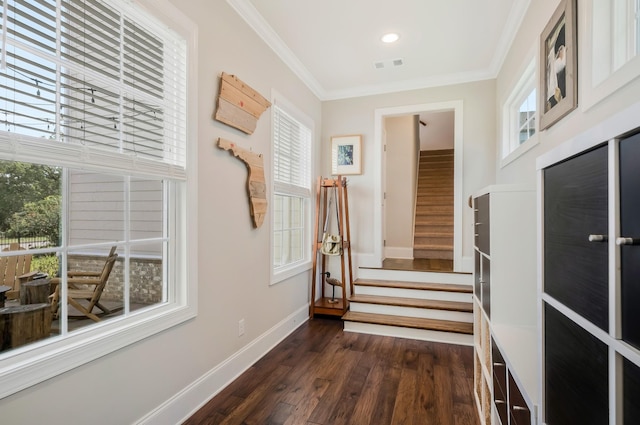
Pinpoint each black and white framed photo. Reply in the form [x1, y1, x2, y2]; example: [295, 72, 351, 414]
[539, 0, 577, 130]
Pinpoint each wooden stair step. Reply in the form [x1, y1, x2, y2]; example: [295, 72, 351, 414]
[414, 249, 453, 260]
[342, 311, 473, 335]
[355, 279, 472, 293]
[414, 231, 453, 238]
[349, 294, 472, 312]
[414, 243, 453, 250]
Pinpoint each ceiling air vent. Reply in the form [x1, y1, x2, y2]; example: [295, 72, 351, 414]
[373, 58, 404, 69]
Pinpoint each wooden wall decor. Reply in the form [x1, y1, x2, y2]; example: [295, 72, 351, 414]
[214, 73, 272, 135]
[217, 138, 267, 228]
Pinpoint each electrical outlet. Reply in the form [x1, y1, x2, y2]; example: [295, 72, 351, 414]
[238, 318, 245, 336]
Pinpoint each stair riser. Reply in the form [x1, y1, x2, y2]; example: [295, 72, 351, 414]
[414, 249, 454, 260]
[416, 205, 454, 211]
[355, 285, 472, 302]
[350, 302, 473, 322]
[343, 322, 473, 346]
[414, 237, 453, 246]
[356, 268, 472, 284]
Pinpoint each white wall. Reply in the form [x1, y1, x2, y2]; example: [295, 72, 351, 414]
[495, 1, 640, 186]
[0, 1, 321, 424]
[321, 80, 496, 268]
[384, 115, 418, 257]
[420, 110, 455, 151]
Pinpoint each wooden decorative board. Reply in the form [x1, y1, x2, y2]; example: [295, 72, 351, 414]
[217, 138, 267, 228]
[214, 73, 271, 135]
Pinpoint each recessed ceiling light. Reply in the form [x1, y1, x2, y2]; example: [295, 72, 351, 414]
[381, 33, 399, 43]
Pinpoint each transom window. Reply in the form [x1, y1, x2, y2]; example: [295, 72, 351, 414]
[501, 58, 538, 165]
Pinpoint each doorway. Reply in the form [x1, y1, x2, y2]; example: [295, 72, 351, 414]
[373, 101, 464, 272]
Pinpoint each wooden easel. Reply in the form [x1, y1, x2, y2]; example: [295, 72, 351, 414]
[310, 176, 354, 318]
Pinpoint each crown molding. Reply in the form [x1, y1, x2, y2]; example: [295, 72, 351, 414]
[488, 0, 532, 76]
[227, 0, 531, 101]
[226, 0, 326, 100]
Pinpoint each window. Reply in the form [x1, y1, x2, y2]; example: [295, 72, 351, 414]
[586, 0, 640, 108]
[502, 59, 538, 165]
[271, 95, 312, 283]
[0, 0, 195, 398]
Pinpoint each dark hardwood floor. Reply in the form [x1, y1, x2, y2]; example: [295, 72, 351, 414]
[381, 258, 454, 273]
[184, 317, 479, 425]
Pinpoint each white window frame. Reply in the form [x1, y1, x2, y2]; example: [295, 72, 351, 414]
[270, 92, 313, 285]
[583, 0, 640, 110]
[501, 58, 539, 167]
[0, 0, 198, 399]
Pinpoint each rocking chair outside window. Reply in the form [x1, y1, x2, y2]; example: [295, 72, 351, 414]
[50, 246, 118, 322]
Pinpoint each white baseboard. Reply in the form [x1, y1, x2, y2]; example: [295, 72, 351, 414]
[384, 246, 413, 259]
[135, 305, 310, 425]
[460, 255, 473, 273]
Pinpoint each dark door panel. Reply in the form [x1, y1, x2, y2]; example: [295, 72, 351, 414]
[544, 144, 609, 330]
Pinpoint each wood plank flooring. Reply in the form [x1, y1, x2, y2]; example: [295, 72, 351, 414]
[184, 317, 479, 425]
[381, 258, 454, 272]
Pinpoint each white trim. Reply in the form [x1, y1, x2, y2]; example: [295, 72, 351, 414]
[226, 0, 530, 101]
[270, 90, 315, 286]
[136, 305, 310, 425]
[225, 0, 324, 99]
[536, 99, 640, 170]
[384, 246, 413, 259]
[581, 0, 640, 111]
[374, 101, 464, 272]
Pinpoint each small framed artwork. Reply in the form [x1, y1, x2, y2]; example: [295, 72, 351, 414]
[539, 0, 577, 131]
[331, 135, 362, 175]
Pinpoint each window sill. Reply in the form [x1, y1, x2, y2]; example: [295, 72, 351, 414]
[0, 301, 196, 399]
[501, 135, 539, 168]
[271, 260, 312, 285]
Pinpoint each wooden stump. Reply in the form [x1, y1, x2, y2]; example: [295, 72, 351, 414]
[20, 279, 51, 304]
[0, 285, 11, 308]
[0, 303, 52, 351]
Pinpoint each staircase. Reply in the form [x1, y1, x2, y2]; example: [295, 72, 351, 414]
[414, 149, 454, 260]
[343, 268, 473, 346]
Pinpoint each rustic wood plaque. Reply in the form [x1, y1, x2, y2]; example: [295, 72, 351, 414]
[214, 73, 271, 135]
[217, 138, 267, 228]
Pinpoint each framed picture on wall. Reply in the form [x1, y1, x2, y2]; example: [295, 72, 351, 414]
[539, 0, 577, 130]
[331, 135, 362, 175]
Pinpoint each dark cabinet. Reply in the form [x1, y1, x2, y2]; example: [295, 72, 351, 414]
[623, 357, 640, 425]
[508, 373, 530, 425]
[543, 144, 609, 331]
[544, 303, 609, 425]
[619, 132, 640, 350]
[492, 337, 533, 425]
[540, 110, 640, 425]
[481, 255, 491, 318]
[475, 193, 490, 255]
[492, 340, 508, 425]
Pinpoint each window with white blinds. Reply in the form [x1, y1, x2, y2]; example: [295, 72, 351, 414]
[272, 102, 312, 278]
[273, 105, 311, 195]
[0, 0, 195, 399]
[0, 0, 187, 177]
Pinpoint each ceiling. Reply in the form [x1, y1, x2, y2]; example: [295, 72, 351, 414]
[227, 0, 531, 100]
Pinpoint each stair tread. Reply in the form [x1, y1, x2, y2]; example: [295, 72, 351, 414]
[355, 279, 472, 293]
[350, 294, 472, 312]
[342, 311, 473, 335]
[414, 243, 453, 249]
[414, 232, 453, 237]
